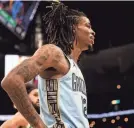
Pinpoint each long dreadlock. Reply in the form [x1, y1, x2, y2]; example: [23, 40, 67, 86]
[42, 2, 86, 55]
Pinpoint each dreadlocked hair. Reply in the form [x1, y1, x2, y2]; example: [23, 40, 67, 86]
[42, 2, 86, 55]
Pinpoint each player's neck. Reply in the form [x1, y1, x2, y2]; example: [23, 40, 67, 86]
[70, 47, 82, 63]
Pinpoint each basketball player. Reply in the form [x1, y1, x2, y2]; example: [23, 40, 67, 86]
[1, 2, 95, 128]
[0, 83, 39, 128]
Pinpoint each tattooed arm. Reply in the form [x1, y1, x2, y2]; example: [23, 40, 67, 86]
[1, 44, 68, 128]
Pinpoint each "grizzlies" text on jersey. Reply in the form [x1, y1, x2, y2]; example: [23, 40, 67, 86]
[72, 73, 86, 95]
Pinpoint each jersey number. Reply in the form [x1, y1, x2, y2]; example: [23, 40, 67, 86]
[81, 96, 87, 118]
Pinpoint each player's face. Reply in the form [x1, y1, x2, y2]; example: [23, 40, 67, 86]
[75, 16, 95, 51]
[29, 89, 39, 108]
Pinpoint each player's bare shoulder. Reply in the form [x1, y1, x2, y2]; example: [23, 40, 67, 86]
[34, 44, 63, 63]
[36, 44, 70, 76]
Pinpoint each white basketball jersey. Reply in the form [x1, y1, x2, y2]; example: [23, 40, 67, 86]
[38, 56, 89, 128]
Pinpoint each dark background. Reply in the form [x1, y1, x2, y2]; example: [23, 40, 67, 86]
[0, 1, 134, 128]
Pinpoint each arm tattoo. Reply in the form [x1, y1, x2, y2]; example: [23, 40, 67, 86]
[14, 50, 50, 82]
[51, 49, 63, 63]
[39, 49, 50, 61]
[7, 82, 41, 127]
[15, 59, 38, 82]
[2, 45, 54, 128]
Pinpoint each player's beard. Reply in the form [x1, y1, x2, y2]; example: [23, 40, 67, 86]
[32, 103, 40, 114]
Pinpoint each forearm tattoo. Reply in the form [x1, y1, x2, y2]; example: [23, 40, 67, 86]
[7, 82, 40, 127]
